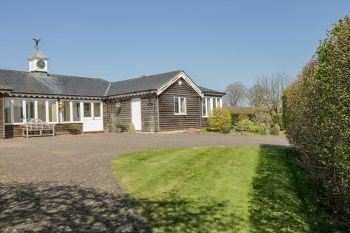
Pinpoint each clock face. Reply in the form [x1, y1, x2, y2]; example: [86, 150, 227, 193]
[36, 60, 46, 69]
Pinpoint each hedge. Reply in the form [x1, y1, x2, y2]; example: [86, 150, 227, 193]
[283, 17, 350, 226]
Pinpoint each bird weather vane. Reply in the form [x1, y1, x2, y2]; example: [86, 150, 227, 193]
[33, 37, 41, 51]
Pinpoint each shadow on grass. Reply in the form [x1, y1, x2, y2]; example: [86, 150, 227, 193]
[130, 192, 244, 233]
[249, 144, 345, 233]
[0, 182, 147, 233]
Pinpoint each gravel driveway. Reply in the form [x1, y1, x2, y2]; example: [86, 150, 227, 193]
[0, 133, 288, 232]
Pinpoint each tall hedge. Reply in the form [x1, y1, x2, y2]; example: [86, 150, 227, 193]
[283, 17, 350, 225]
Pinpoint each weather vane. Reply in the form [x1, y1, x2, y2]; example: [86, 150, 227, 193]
[33, 37, 41, 51]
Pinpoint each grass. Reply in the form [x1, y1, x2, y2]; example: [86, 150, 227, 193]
[111, 146, 345, 233]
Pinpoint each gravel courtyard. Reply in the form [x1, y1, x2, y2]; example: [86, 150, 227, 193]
[0, 133, 289, 232]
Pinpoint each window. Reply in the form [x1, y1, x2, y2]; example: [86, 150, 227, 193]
[62, 101, 71, 122]
[26, 100, 35, 120]
[174, 97, 186, 115]
[72, 102, 81, 121]
[84, 102, 91, 117]
[93, 102, 101, 117]
[202, 97, 222, 117]
[37, 100, 46, 122]
[48, 100, 57, 122]
[5, 98, 59, 124]
[202, 98, 207, 117]
[4, 98, 11, 123]
[13, 99, 24, 123]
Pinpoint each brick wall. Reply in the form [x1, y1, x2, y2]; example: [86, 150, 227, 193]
[5, 123, 83, 138]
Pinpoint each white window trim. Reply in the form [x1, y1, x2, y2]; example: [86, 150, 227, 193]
[174, 96, 187, 115]
[202, 96, 222, 118]
[92, 102, 102, 119]
[202, 97, 208, 118]
[5, 97, 60, 125]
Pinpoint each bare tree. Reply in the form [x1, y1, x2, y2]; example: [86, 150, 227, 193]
[248, 73, 290, 114]
[224, 82, 247, 106]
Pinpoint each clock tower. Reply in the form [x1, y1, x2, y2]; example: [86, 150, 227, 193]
[28, 38, 48, 73]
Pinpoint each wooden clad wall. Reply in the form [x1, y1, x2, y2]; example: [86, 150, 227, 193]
[158, 78, 201, 131]
[106, 94, 158, 132]
[0, 96, 4, 138]
[107, 98, 132, 132]
[141, 95, 158, 132]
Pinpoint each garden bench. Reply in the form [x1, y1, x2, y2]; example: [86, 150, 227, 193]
[22, 119, 55, 138]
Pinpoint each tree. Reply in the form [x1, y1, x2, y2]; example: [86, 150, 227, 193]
[248, 73, 290, 114]
[224, 82, 247, 106]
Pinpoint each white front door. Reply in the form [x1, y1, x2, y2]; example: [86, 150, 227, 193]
[82, 102, 103, 132]
[131, 98, 142, 131]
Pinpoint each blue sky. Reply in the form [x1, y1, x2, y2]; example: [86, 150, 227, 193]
[0, 1, 349, 91]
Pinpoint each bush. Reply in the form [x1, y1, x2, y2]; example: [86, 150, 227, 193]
[128, 123, 136, 133]
[67, 124, 81, 135]
[272, 114, 283, 128]
[237, 113, 249, 121]
[115, 121, 126, 130]
[269, 124, 280, 135]
[208, 108, 232, 133]
[250, 124, 267, 135]
[253, 112, 272, 126]
[283, 17, 350, 224]
[236, 119, 255, 132]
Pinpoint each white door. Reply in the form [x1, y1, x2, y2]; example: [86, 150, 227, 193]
[82, 102, 104, 132]
[131, 98, 142, 131]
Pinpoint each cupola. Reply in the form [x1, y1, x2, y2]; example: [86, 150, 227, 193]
[28, 38, 48, 73]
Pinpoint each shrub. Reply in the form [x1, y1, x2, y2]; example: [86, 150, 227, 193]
[283, 17, 350, 224]
[253, 112, 272, 126]
[269, 124, 280, 135]
[128, 123, 136, 133]
[272, 114, 283, 128]
[250, 124, 267, 135]
[237, 113, 249, 121]
[115, 121, 126, 130]
[67, 124, 81, 135]
[208, 108, 232, 133]
[236, 119, 255, 132]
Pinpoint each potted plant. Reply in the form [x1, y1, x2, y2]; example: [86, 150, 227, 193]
[67, 124, 81, 135]
[115, 121, 126, 133]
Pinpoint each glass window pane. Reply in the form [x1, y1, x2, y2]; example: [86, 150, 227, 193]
[26, 100, 35, 120]
[174, 97, 179, 114]
[62, 101, 71, 122]
[212, 97, 217, 109]
[94, 103, 101, 117]
[207, 98, 211, 116]
[5, 98, 11, 123]
[13, 99, 23, 123]
[180, 97, 186, 113]
[48, 100, 57, 122]
[202, 98, 207, 116]
[84, 102, 91, 117]
[73, 102, 80, 121]
[37, 100, 46, 122]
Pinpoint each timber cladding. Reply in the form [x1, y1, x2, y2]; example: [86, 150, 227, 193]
[0, 96, 4, 138]
[158, 78, 201, 131]
[106, 94, 158, 132]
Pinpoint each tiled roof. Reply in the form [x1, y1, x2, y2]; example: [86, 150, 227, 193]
[0, 69, 224, 97]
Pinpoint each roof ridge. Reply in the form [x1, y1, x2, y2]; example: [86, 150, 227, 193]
[111, 70, 182, 84]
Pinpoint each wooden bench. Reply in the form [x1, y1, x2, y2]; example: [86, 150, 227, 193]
[22, 119, 55, 138]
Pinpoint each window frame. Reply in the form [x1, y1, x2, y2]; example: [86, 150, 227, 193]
[174, 96, 187, 115]
[4, 98, 60, 125]
[202, 96, 222, 118]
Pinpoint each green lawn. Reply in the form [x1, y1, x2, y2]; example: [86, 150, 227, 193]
[111, 146, 345, 233]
